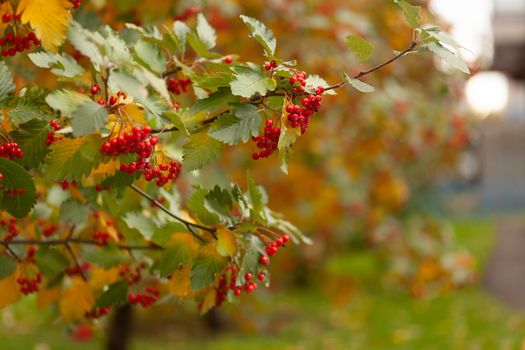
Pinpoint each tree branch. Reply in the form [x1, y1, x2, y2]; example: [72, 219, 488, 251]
[0, 238, 163, 250]
[129, 184, 215, 238]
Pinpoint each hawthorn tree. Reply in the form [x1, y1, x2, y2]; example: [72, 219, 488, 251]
[0, 0, 468, 347]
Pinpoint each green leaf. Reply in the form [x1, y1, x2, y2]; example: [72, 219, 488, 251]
[60, 200, 90, 225]
[187, 187, 220, 226]
[123, 212, 156, 240]
[190, 255, 225, 291]
[247, 175, 265, 223]
[109, 70, 149, 102]
[0, 158, 37, 218]
[34, 247, 69, 277]
[173, 21, 191, 53]
[46, 89, 91, 117]
[426, 42, 470, 74]
[240, 15, 277, 55]
[8, 88, 49, 126]
[277, 126, 298, 174]
[0, 255, 17, 279]
[135, 40, 167, 74]
[230, 66, 276, 98]
[188, 88, 239, 117]
[84, 247, 131, 269]
[96, 281, 128, 308]
[10, 119, 50, 168]
[204, 186, 235, 226]
[346, 34, 374, 62]
[0, 61, 15, 101]
[104, 26, 132, 62]
[196, 14, 217, 50]
[28, 52, 84, 78]
[208, 104, 262, 145]
[238, 234, 265, 285]
[344, 73, 375, 93]
[43, 135, 104, 182]
[395, 0, 421, 28]
[70, 101, 109, 137]
[157, 244, 195, 278]
[101, 170, 140, 188]
[304, 75, 337, 96]
[68, 21, 105, 71]
[182, 133, 222, 171]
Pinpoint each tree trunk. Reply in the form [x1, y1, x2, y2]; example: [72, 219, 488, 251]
[106, 304, 133, 350]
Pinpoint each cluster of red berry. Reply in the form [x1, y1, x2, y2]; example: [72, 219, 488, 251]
[85, 306, 110, 319]
[66, 262, 91, 277]
[41, 223, 58, 237]
[264, 60, 278, 71]
[289, 71, 309, 94]
[251, 120, 280, 160]
[0, 17, 40, 57]
[128, 287, 160, 308]
[259, 235, 290, 265]
[286, 88, 323, 134]
[1, 217, 19, 242]
[6, 188, 25, 198]
[69, 0, 83, 9]
[167, 77, 191, 95]
[46, 120, 63, 145]
[17, 273, 42, 295]
[0, 142, 23, 159]
[218, 265, 267, 300]
[119, 263, 145, 285]
[92, 231, 110, 247]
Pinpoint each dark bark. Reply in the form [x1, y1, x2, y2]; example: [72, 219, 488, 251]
[106, 304, 133, 350]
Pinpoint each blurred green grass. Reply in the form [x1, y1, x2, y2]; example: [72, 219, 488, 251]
[1, 216, 524, 350]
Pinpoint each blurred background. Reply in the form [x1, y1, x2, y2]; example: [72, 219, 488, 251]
[2, 0, 525, 349]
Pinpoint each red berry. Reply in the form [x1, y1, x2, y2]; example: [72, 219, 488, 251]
[223, 56, 232, 64]
[2, 14, 11, 23]
[257, 273, 265, 281]
[260, 255, 270, 265]
[244, 273, 253, 281]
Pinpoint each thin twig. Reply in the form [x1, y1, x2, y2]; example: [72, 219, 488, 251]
[129, 184, 214, 238]
[64, 243, 87, 281]
[0, 238, 163, 251]
[1, 242, 21, 262]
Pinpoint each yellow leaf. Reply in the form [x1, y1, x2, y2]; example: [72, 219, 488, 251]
[88, 267, 119, 291]
[121, 104, 147, 125]
[0, 268, 21, 309]
[168, 266, 192, 298]
[36, 286, 61, 310]
[60, 278, 94, 321]
[199, 289, 217, 315]
[17, 0, 72, 52]
[81, 159, 120, 187]
[216, 226, 237, 257]
[97, 212, 119, 243]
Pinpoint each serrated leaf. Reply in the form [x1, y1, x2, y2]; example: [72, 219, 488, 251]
[158, 233, 200, 278]
[0, 255, 17, 279]
[104, 26, 132, 62]
[71, 101, 109, 137]
[238, 234, 265, 284]
[304, 75, 337, 96]
[396, 0, 421, 28]
[204, 186, 235, 226]
[208, 104, 262, 145]
[43, 134, 104, 181]
[187, 187, 220, 226]
[28, 52, 84, 78]
[247, 175, 265, 223]
[95, 281, 128, 308]
[216, 226, 237, 257]
[10, 119, 50, 168]
[8, 88, 49, 126]
[123, 212, 156, 240]
[240, 15, 277, 55]
[135, 40, 167, 74]
[60, 278, 94, 321]
[346, 34, 374, 61]
[46, 89, 90, 117]
[344, 73, 375, 93]
[17, 0, 72, 52]
[230, 66, 276, 98]
[182, 133, 222, 171]
[426, 42, 470, 74]
[173, 21, 191, 53]
[190, 255, 224, 291]
[0, 61, 15, 101]
[0, 158, 37, 218]
[196, 14, 216, 50]
[34, 247, 69, 277]
[168, 266, 191, 297]
[67, 21, 105, 71]
[188, 87, 239, 118]
[109, 71, 148, 102]
[0, 270, 22, 309]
